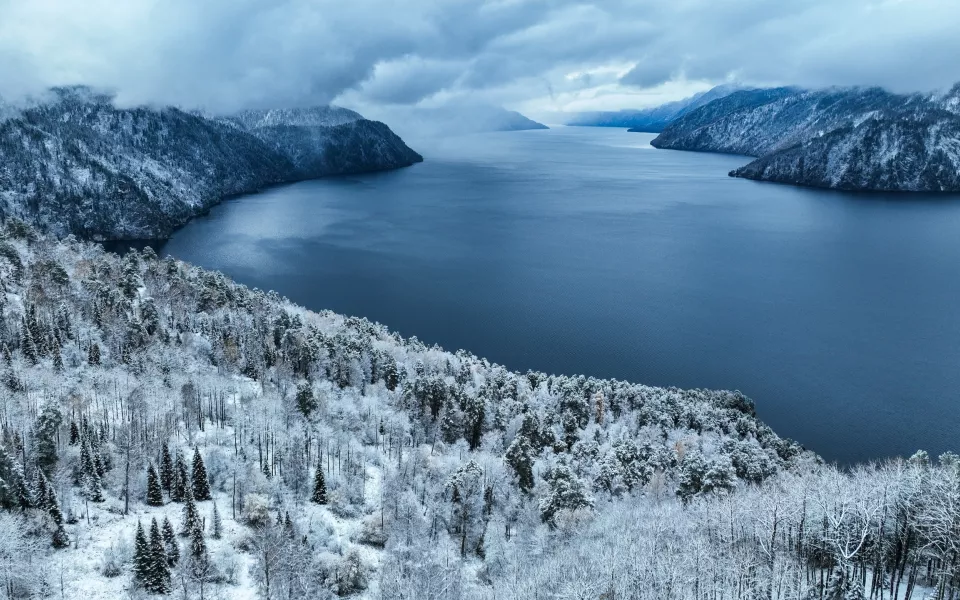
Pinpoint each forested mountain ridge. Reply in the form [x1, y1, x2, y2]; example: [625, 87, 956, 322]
[0, 220, 958, 599]
[566, 84, 742, 131]
[0, 218, 812, 598]
[650, 85, 960, 191]
[0, 88, 422, 241]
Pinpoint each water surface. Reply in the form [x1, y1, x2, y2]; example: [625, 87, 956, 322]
[128, 127, 960, 464]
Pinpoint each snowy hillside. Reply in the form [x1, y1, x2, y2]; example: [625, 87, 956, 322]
[0, 88, 421, 241]
[650, 85, 960, 191]
[0, 220, 957, 599]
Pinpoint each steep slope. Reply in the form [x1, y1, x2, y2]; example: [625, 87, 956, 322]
[567, 84, 741, 131]
[651, 85, 960, 191]
[1, 222, 959, 599]
[224, 108, 424, 177]
[731, 113, 960, 191]
[0, 89, 421, 240]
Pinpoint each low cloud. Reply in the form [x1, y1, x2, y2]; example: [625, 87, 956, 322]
[0, 0, 957, 115]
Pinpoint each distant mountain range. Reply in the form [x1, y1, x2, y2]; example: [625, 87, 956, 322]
[651, 84, 960, 192]
[0, 87, 422, 240]
[566, 84, 742, 132]
[360, 104, 548, 139]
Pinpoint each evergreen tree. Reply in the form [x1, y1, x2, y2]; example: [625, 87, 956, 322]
[171, 451, 187, 502]
[34, 404, 62, 474]
[34, 467, 49, 508]
[1, 343, 10, 364]
[52, 524, 70, 549]
[311, 464, 327, 504]
[87, 342, 100, 366]
[20, 320, 37, 364]
[295, 382, 317, 417]
[181, 483, 200, 537]
[149, 518, 171, 593]
[69, 421, 79, 445]
[505, 434, 535, 493]
[52, 342, 63, 372]
[0, 447, 32, 510]
[86, 468, 105, 502]
[162, 517, 179, 566]
[211, 502, 222, 539]
[159, 445, 173, 492]
[132, 521, 152, 589]
[191, 448, 211, 501]
[146, 464, 164, 506]
[189, 517, 206, 559]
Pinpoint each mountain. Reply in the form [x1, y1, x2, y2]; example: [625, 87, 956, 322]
[650, 85, 960, 191]
[0, 88, 422, 240]
[1, 221, 959, 599]
[566, 84, 741, 132]
[360, 104, 548, 140]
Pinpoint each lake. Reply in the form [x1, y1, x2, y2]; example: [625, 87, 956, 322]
[120, 126, 960, 464]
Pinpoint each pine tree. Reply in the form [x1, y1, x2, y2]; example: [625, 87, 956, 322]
[34, 467, 49, 508]
[52, 524, 69, 549]
[146, 464, 164, 506]
[87, 468, 105, 502]
[311, 464, 327, 504]
[159, 445, 173, 492]
[20, 322, 37, 364]
[78, 437, 93, 484]
[191, 448, 211, 501]
[52, 342, 63, 372]
[69, 421, 79, 445]
[132, 521, 152, 589]
[149, 518, 171, 593]
[181, 483, 200, 537]
[162, 517, 179, 566]
[0, 447, 33, 510]
[296, 382, 317, 417]
[211, 502, 222, 539]
[189, 517, 206, 559]
[1, 344, 10, 364]
[87, 342, 100, 366]
[171, 451, 187, 502]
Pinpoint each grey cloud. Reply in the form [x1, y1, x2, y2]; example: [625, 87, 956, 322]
[0, 0, 958, 114]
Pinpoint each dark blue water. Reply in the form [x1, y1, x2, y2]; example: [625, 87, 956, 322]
[129, 127, 960, 464]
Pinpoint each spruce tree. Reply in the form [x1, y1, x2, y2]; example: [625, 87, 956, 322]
[52, 524, 69, 549]
[162, 517, 179, 566]
[52, 342, 63, 372]
[189, 517, 206, 559]
[0, 448, 33, 510]
[46, 481, 64, 525]
[311, 464, 327, 504]
[132, 521, 152, 589]
[34, 468, 49, 508]
[296, 382, 317, 417]
[211, 502, 222, 539]
[69, 421, 79, 445]
[159, 445, 173, 492]
[149, 518, 171, 593]
[171, 451, 187, 502]
[191, 448, 211, 501]
[146, 464, 164, 506]
[20, 319, 37, 364]
[87, 342, 100, 366]
[181, 483, 200, 537]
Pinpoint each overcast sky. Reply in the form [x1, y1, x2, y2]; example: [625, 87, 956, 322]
[2, 0, 958, 119]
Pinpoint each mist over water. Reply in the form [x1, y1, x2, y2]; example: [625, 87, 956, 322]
[121, 127, 960, 464]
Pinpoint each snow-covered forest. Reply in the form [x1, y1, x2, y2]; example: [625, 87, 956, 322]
[0, 218, 957, 599]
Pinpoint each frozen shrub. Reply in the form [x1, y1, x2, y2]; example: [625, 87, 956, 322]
[243, 493, 271, 527]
